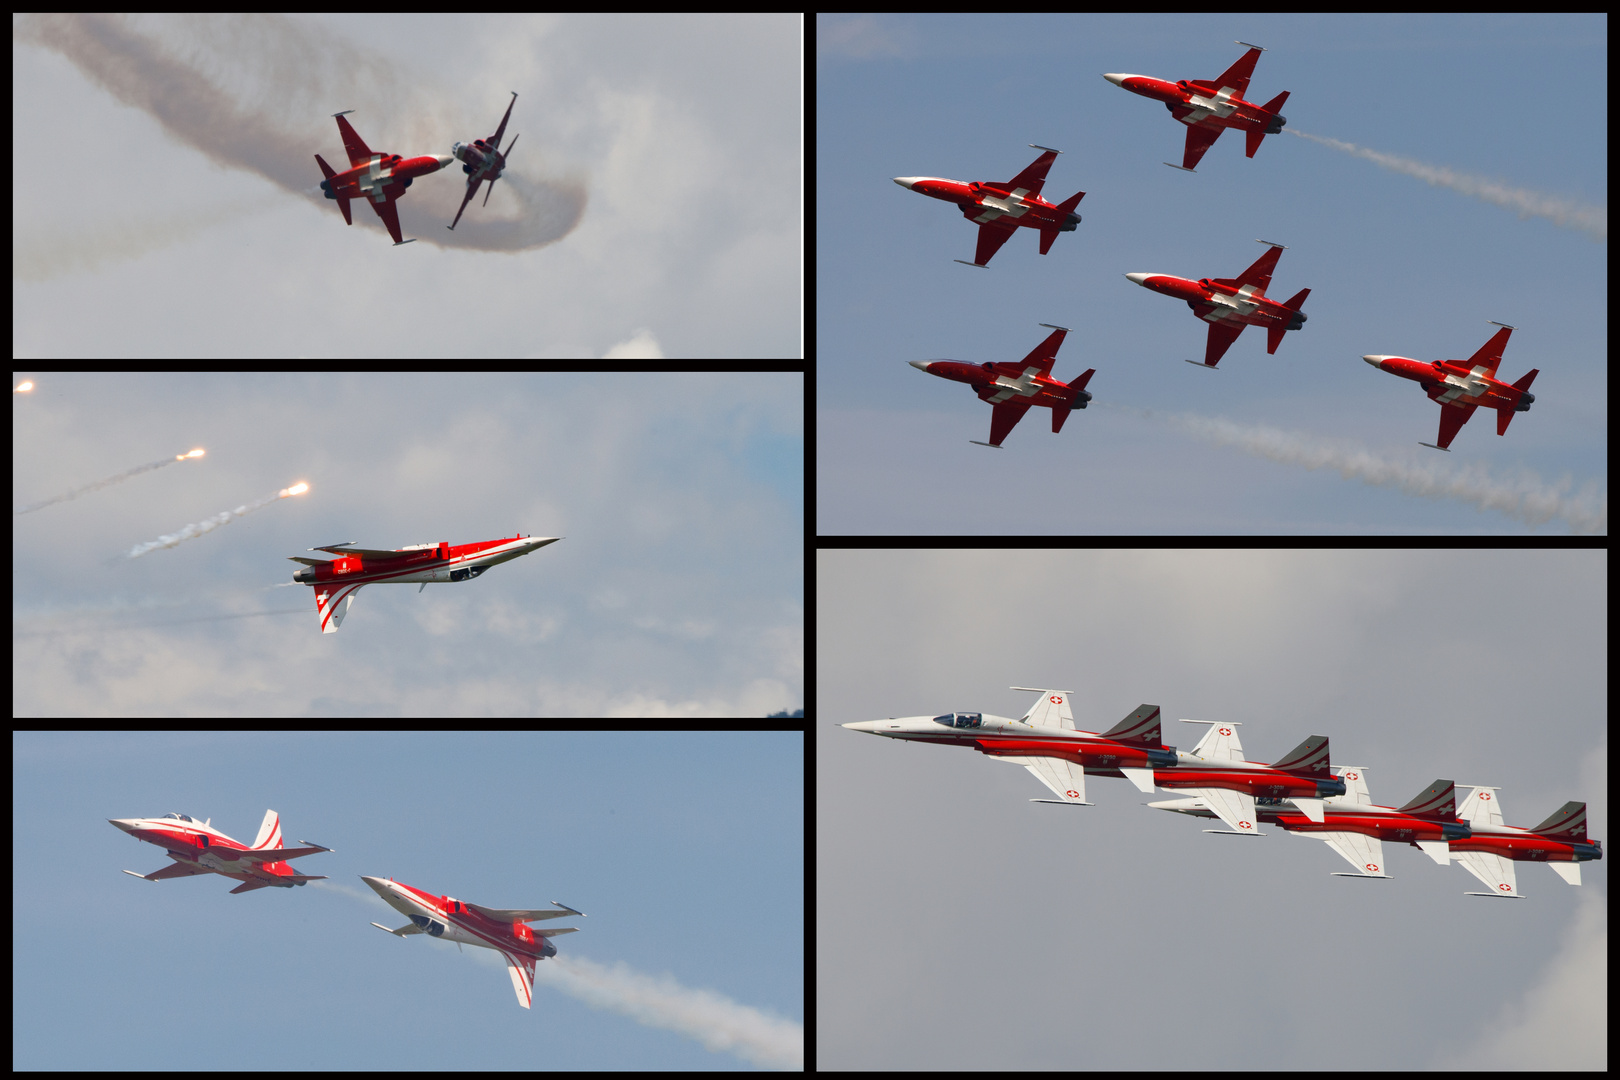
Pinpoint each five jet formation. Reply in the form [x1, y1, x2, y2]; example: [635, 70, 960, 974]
[842, 689, 1601, 898]
[897, 42, 1540, 449]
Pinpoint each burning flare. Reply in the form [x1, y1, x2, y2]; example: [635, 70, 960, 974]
[126, 480, 311, 559]
[16, 447, 207, 515]
[14, 381, 34, 393]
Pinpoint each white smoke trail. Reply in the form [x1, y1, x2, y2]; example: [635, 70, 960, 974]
[125, 481, 310, 558]
[535, 955, 802, 1070]
[16, 448, 205, 514]
[1286, 129, 1606, 242]
[1110, 404, 1606, 534]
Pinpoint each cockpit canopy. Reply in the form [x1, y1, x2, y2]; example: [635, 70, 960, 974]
[162, 813, 197, 823]
[932, 712, 983, 728]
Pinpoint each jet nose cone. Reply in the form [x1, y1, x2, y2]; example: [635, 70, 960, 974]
[892, 177, 918, 190]
[1102, 73, 1129, 88]
[840, 720, 883, 733]
[1125, 272, 1153, 286]
[109, 819, 136, 832]
[1362, 355, 1390, 367]
[908, 360, 931, 372]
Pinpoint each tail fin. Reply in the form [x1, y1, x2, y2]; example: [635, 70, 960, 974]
[314, 153, 353, 226]
[1271, 735, 1332, 776]
[1528, 801, 1588, 842]
[1396, 779, 1457, 820]
[1245, 90, 1290, 157]
[253, 810, 284, 850]
[1099, 704, 1162, 746]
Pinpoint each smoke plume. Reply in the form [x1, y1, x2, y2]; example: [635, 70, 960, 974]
[12, 13, 586, 261]
[535, 955, 803, 1070]
[125, 482, 310, 559]
[1111, 404, 1606, 534]
[16, 448, 205, 515]
[1286, 129, 1605, 242]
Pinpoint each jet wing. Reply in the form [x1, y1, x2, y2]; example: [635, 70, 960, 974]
[1002, 148, 1059, 198]
[367, 196, 409, 246]
[1209, 45, 1262, 99]
[1433, 402, 1477, 450]
[314, 581, 366, 633]
[334, 113, 374, 167]
[1180, 124, 1224, 171]
[500, 949, 536, 1009]
[372, 920, 427, 936]
[1181, 786, 1262, 834]
[215, 843, 333, 864]
[467, 901, 585, 923]
[985, 753, 1092, 804]
[1016, 326, 1067, 377]
[1201, 321, 1245, 366]
[1311, 831, 1389, 877]
[1455, 850, 1519, 897]
[488, 91, 518, 148]
[972, 222, 1017, 267]
[985, 401, 1032, 447]
[311, 545, 412, 558]
[123, 861, 209, 882]
[1462, 325, 1513, 378]
[448, 176, 485, 231]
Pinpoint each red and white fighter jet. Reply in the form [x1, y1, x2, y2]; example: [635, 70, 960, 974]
[315, 111, 455, 246]
[1448, 787, 1602, 898]
[1144, 720, 1346, 835]
[1126, 239, 1309, 367]
[291, 534, 560, 634]
[363, 876, 583, 1009]
[1363, 322, 1538, 451]
[893, 144, 1085, 268]
[842, 689, 1177, 806]
[1104, 41, 1290, 172]
[110, 810, 331, 894]
[448, 91, 519, 231]
[909, 324, 1095, 448]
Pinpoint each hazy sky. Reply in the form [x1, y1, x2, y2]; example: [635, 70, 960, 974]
[817, 14, 1606, 534]
[818, 550, 1607, 1068]
[12, 14, 802, 359]
[14, 731, 803, 1069]
[12, 372, 803, 717]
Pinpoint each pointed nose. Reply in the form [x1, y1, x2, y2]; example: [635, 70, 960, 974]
[1102, 73, 1129, 88]
[1125, 272, 1153, 286]
[893, 177, 919, 191]
[433, 153, 455, 169]
[1363, 355, 1391, 367]
[908, 360, 931, 372]
[109, 819, 137, 832]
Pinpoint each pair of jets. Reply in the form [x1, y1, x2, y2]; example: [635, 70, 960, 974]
[897, 43, 1538, 450]
[841, 689, 1602, 897]
[110, 810, 581, 1008]
[315, 92, 521, 245]
[288, 533, 561, 633]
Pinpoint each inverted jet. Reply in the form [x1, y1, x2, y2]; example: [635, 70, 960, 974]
[448, 91, 519, 231]
[1447, 787, 1602, 898]
[362, 876, 583, 1009]
[909, 324, 1094, 447]
[893, 144, 1085, 267]
[1126, 239, 1309, 367]
[842, 688, 1175, 806]
[1363, 322, 1537, 451]
[110, 810, 331, 894]
[1104, 41, 1289, 172]
[315, 111, 454, 246]
[290, 534, 560, 633]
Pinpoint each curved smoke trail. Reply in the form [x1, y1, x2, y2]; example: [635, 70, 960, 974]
[16, 449, 205, 515]
[535, 955, 802, 1070]
[126, 482, 310, 559]
[1286, 129, 1606, 242]
[1109, 404, 1606, 534]
[12, 14, 585, 258]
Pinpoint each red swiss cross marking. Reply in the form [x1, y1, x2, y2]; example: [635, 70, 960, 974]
[1239, 820, 1253, 829]
[1479, 792, 1492, 800]
[1219, 727, 1233, 736]
[1346, 772, 1359, 781]
[1366, 863, 1379, 872]
[1065, 789, 1079, 798]
[1050, 695, 1062, 704]
[1498, 883, 1511, 892]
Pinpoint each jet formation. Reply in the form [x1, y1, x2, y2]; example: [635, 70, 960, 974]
[842, 689, 1601, 896]
[289, 534, 561, 633]
[314, 94, 525, 243]
[892, 41, 1543, 452]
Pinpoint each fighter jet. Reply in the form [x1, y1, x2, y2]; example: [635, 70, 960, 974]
[1447, 788, 1602, 898]
[1104, 41, 1289, 172]
[1126, 240, 1309, 367]
[362, 876, 582, 1009]
[315, 111, 454, 246]
[448, 91, 519, 231]
[909, 324, 1094, 447]
[1363, 322, 1537, 451]
[110, 810, 331, 894]
[893, 144, 1085, 267]
[289, 534, 561, 633]
[842, 689, 1176, 806]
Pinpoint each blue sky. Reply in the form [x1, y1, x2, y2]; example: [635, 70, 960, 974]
[14, 731, 803, 1069]
[818, 550, 1606, 1068]
[817, 14, 1606, 534]
[12, 372, 803, 717]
